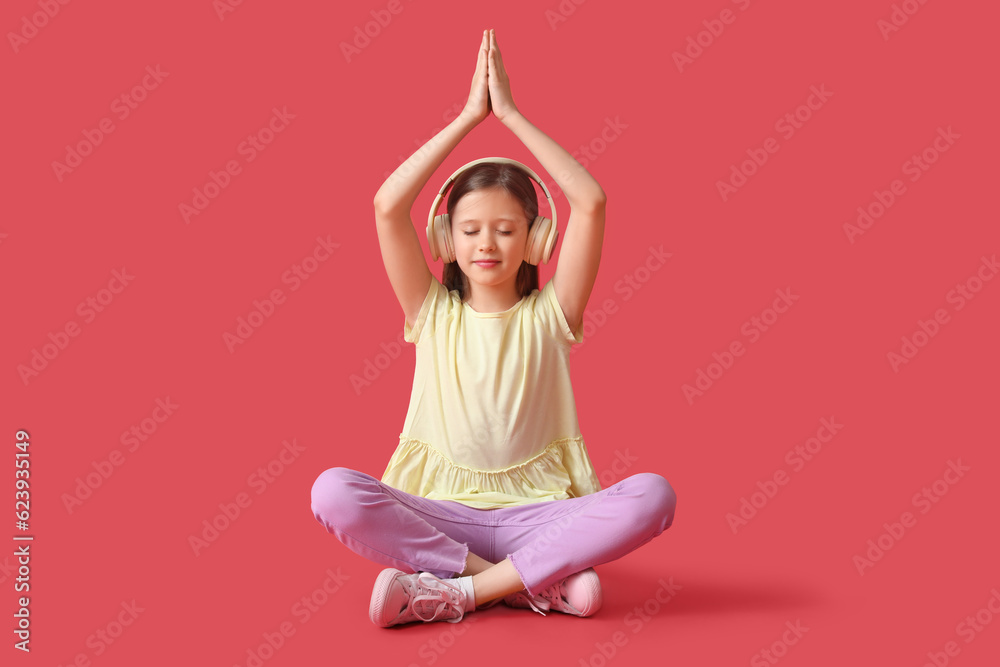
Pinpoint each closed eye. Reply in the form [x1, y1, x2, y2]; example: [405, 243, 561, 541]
[463, 231, 512, 236]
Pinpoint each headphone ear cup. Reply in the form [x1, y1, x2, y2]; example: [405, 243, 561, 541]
[428, 214, 455, 263]
[426, 216, 440, 262]
[545, 227, 559, 264]
[524, 216, 558, 265]
[427, 215, 447, 261]
[540, 217, 558, 265]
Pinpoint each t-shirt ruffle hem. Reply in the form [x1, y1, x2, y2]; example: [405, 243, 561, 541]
[381, 435, 602, 509]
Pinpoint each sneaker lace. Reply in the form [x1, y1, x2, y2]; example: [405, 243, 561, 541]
[520, 594, 550, 616]
[529, 578, 584, 616]
[401, 573, 466, 623]
[512, 578, 573, 617]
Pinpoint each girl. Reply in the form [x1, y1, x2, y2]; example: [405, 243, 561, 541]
[310, 29, 676, 628]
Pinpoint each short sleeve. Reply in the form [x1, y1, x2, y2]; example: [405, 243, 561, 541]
[403, 275, 449, 345]
[538, 280, 584, 346]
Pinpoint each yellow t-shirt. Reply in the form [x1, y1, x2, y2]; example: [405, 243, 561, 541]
[380, 275, 602, 509]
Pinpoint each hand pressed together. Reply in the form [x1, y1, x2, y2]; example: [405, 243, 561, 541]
[460, 30, 491, 124]
[486, 29, 519, 123]
[460, 29, 520, 125]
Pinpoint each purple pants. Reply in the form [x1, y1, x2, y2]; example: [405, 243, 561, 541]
[309, 467, 677, 596]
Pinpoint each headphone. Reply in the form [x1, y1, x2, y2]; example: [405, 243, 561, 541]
[426, 157, 558, 265]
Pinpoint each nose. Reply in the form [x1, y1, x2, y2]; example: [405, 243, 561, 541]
[478, 233, 496, 251]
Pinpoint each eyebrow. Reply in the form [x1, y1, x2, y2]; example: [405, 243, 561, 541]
[456, 217, 519, 225]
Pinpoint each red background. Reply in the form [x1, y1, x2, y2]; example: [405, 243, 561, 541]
[3, 0, 998, 665]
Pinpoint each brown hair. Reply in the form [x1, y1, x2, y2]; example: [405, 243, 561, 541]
[441, 161, 540, 301]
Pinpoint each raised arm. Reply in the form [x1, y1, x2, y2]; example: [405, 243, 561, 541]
[486, 29, 606, 337]
[373, 30, 492, 329]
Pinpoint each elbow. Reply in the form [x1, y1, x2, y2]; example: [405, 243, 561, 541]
[591, 189, 607, 208]
[373, 193, 398, 217]
[574, 190, 606, 213]
[570, 185, 608, 211]
[373, 181, 399, 214]
[373, 190, 387, 212]
[374, 189, 412, 218]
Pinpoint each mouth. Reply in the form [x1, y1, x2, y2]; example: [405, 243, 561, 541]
[474, 260, 500, 267]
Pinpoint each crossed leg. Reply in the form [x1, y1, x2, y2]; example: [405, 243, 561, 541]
[310, 467, 676, 605]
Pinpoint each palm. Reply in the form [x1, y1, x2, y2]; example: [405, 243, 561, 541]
[487, 30, 518, 121]
[462, 31, 491, 123]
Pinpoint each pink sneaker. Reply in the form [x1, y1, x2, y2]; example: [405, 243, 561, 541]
[369, 568, 468, 627]
[504, 568, 602, 617]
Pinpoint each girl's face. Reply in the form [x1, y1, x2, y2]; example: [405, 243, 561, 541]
[450, 187, 530, 294]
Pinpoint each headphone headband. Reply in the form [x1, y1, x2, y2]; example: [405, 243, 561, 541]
[427, 156, 557, 231]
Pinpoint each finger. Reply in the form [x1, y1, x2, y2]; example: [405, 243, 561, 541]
[489, 31, 504, 71]
[489, 49, 504, 77]
[477, 34, 488, 70]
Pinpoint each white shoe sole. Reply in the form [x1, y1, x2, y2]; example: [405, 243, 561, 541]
[369, 567, 406, 627]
